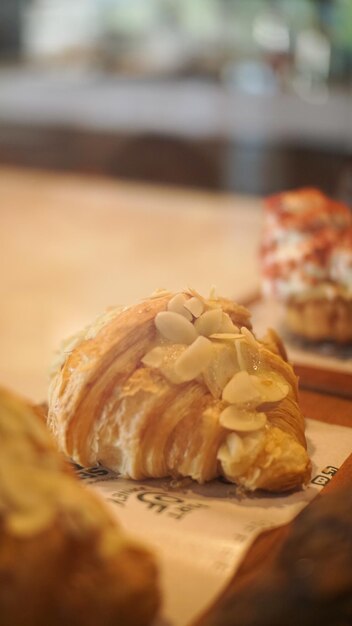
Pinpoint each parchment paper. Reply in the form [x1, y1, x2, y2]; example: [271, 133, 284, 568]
[77, 419, 352, 626]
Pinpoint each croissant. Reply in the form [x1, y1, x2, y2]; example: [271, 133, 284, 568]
[48, 289, 311, 492]
[0, 387, 159, 626]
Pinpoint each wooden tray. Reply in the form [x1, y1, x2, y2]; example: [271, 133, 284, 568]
[295, 364, 352, 399]
[241, 293, 352, 398]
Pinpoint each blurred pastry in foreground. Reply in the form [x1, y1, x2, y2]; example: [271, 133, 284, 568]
[261, 188, 352, 343]
[0, 387, 159, 626]
[199, 487, 352, 626]
[48, 289, 311, 493]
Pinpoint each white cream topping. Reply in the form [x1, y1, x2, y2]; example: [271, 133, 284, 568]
[330, 248, 352, 290]
[262, 215, 352, 300]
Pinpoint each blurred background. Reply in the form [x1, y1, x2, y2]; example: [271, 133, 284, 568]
[0, 0, 352, 198]
[1, 0, 352, 401]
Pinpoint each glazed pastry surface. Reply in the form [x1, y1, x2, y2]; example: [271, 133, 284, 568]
[0, 387, 159, 626]
[48, 289, 311, 492]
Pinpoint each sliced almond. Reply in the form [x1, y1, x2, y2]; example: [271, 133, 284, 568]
[235, 338, 247, 371]
[183, 296, 204, 318]
[209, 285, 217, 299]
[240, 326, 258, 349]
[174, 336, 213, 382]
[184, 287, 205, 302]
[210, 333, 243, 340]
[251, 372, 289, 404]
[167, 293, 193, 321]
[235, 338, 261, 373]
[194, 308, 223, 336]
[217, 432, 244, 464]
[155, 311, 198, 345]
[220, 405, 267, 432]
[220, 313, 239, 333]
[158, 345, 187, 384]
[141, 346, 165, 368]
[222, 371, 262, 406]
[141, 344, 186, 383]
[202, 342, 240, 398]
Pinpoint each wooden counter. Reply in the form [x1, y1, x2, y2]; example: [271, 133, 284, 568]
[0, 166, 261, 402]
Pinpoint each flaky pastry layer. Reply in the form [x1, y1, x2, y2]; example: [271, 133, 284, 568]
[48, 290, 311, 492]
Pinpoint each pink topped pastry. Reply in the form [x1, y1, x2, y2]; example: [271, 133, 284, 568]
[261, 188, 352, 343]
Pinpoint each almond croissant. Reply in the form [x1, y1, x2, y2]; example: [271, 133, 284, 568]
[48, 289, 311, 492]
[0, 387, 159, 626]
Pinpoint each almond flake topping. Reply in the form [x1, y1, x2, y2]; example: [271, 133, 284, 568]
[222, 371, 262, 406]
[251, 373, 289, 404]
[194, 308, 223, 336]
[141, 347, 165, 368]
[210, 333, 243, 340]
[240, 326, 258, 349]
[174, 336, 213, 382]
[220, 405, 267, 432]
[183, 296, 204, 318]
[220, 313, 240, 333]
[209, 285, 217, 299]
[155, 311, 198, 345]
[167, 293, 193, 321]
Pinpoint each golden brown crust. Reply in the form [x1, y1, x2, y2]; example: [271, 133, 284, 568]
[0, 387, 160, 626]
[285, 297, 352, 343]
[48, 291, 311, 492]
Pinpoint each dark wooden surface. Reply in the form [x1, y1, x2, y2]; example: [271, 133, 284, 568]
[295, 364, 352, 400]
[195, 379, 352, 626]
